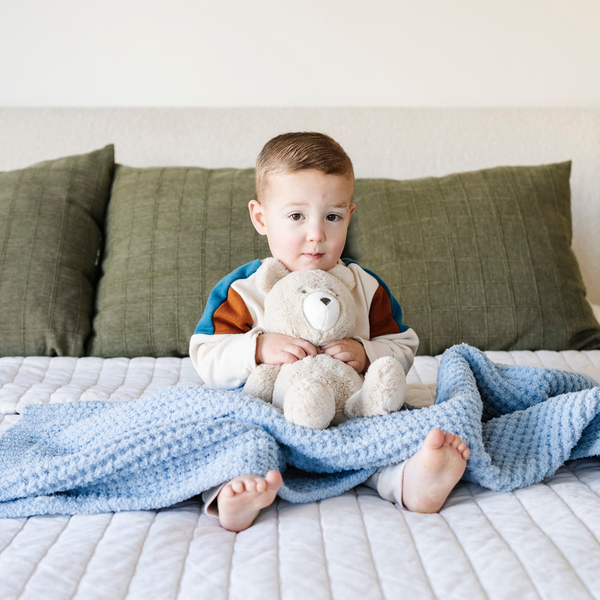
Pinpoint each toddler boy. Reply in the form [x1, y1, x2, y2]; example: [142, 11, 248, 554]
[189, 132, 469, 532]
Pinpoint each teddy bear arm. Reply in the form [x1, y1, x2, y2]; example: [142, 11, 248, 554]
[242, 364, 282, 402]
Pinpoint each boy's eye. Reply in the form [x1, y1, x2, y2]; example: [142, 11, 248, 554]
[326, 214, 341, 222]
[290, 213, 303, 221]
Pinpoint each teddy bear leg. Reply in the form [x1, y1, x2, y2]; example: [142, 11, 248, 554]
[345, 356, 406, 418]
[243, 364, 281, 402]
[284, 377, 336, 429]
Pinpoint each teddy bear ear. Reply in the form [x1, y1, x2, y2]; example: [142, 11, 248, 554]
[256, 258, 290, 294]
[328, 263, 356, 290]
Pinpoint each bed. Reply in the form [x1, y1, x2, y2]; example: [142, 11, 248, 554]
[1, 108, 600, 599]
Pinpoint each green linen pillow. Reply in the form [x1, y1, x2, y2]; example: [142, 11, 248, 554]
[88, 166, 270, 358]
[345, 162, 600, 356]
[0, 145, 115, 357]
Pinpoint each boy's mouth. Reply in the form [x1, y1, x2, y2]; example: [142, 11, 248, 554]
[303, 253, 324, 259]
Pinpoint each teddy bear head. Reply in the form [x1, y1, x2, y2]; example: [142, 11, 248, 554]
[255, 258, 357, 346]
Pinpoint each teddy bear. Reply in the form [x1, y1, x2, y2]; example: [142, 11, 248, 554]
[242, 258, 406, 429]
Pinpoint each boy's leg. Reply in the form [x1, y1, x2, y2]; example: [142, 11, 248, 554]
[202, 471, 283, 532]
[201, 483, 226, 517]
[365, 461, 407, 508]
[366, 429, 470, 513]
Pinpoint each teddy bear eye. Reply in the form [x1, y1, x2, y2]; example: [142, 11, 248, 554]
[301, 290, 307, 294]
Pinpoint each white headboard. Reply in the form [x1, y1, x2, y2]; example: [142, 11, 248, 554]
[1, 108, 599, 303]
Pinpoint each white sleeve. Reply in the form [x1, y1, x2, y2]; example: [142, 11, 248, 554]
[189, 328, 266, 389]
[357, 328, 419, 375]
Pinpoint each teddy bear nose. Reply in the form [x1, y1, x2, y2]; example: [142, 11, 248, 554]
[303, 292, 340, 332]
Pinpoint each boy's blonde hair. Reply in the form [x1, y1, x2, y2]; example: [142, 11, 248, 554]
[255, 132, 354, 202]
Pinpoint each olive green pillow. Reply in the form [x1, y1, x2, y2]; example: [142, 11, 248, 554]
[346, 162, 600, 356]
[88, 166, 270, 357]
[0, 145, 115, 357]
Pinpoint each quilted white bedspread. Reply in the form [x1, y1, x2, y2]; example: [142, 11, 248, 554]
[1, 351, 600, 600]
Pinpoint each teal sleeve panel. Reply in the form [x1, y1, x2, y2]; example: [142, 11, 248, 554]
[194, 259, 262, 335]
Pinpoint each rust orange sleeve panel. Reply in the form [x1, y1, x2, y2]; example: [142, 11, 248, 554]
[212, 287, 253, 334]
[369, 284, 402, 338]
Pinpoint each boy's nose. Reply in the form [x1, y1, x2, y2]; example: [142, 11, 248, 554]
[307, 225, 325, 242]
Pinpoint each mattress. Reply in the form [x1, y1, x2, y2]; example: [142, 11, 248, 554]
[1, 351, 600, 600]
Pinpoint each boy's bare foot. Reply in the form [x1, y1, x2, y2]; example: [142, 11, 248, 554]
[217, 470, 283, 532]
[402, 428, 470, 513]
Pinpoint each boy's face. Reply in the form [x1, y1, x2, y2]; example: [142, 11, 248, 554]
[249, 169, 355, 272]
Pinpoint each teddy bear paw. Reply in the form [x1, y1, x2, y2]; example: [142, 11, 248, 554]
[344, 390, 366, 417]
[243, 364, 281, 402]
[284, 377, 336, 429]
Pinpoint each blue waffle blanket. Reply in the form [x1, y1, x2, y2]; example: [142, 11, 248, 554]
[1, 344, 599, 518]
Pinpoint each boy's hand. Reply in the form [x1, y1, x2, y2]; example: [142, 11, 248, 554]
[256, 333, 318, 365]
[321, 338, 370, 374]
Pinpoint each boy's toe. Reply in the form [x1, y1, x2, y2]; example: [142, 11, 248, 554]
[424, 428, 445, 449]
[265, 470, 283, 490]
[220, 484, 235, 498]
[452, 435, 464, 449]
[444, 432, 455, 446]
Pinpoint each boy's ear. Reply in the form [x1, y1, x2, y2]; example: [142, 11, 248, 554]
[348, 203, 356, 222]
[248, 200, 267, 235]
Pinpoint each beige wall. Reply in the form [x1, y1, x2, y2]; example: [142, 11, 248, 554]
[1, 0, 600, 107]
